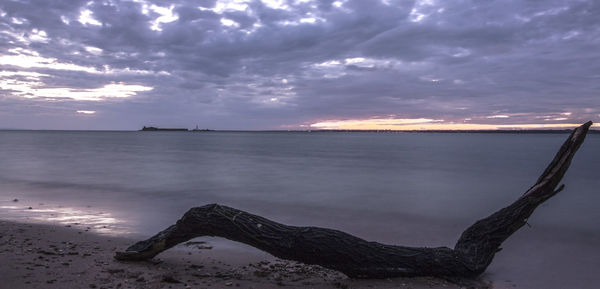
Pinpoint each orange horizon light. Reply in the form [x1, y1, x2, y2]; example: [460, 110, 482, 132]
[309, 118, 596, 131]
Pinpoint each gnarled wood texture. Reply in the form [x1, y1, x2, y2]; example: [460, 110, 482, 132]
[115, 121, 593, 279]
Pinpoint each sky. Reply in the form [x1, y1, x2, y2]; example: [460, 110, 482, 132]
[0, 0, 599, 130]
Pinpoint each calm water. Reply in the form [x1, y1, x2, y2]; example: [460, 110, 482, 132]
[0, 130, 598, 288]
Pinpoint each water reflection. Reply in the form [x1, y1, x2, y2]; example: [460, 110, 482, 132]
[0, 200, 130, 235]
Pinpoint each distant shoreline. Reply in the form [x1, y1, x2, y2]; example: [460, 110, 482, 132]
[1, 128, 599, 134]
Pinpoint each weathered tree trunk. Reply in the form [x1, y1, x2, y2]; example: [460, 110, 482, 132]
[115, 121, 593, 279]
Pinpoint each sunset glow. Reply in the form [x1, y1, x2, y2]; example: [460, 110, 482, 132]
[310, 118, 596, 130]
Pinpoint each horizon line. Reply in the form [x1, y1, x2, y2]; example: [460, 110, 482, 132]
[1, 127, 598, 133]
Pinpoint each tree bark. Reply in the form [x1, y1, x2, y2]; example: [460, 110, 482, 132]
[115, 121, 593, 279]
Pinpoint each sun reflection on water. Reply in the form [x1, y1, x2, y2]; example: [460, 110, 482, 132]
[0, 201, 131, 235]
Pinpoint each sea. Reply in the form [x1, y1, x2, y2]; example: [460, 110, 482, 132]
[0, 130, 598, 289]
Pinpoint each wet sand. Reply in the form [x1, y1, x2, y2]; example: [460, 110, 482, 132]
[0, 220, 478, 289]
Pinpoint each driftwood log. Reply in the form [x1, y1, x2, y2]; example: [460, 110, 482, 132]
[115, 121, 593, 279]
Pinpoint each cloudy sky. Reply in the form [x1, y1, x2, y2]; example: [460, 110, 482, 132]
[0, 0, 598, 130]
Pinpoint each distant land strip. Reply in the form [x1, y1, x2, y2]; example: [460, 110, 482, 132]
[138, 126, 599, 134]
[140, 126, 214, 132]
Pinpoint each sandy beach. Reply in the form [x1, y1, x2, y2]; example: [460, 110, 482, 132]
[0, 220, 476, 289]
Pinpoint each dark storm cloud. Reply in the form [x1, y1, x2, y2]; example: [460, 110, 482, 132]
[0, 0, 598, 129]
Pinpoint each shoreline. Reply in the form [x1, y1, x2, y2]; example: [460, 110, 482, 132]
[1, 219, 470, 289]
[3, 194, 600, 288]
[2, 192, 600, 288]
